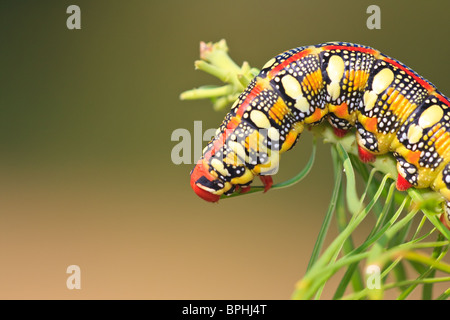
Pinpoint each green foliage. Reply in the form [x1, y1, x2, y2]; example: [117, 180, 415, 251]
[181, 40, 450, 299]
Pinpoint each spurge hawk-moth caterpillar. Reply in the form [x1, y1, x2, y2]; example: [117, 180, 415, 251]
[189, 42, 450, 229]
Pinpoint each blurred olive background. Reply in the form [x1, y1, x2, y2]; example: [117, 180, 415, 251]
[0, 0, 449, 299]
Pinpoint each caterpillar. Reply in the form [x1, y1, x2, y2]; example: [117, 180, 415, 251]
[189, 42, 450, 229]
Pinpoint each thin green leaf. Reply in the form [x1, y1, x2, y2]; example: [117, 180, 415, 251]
[336, 144, 360, 215]
[436, 288, 450, 300]
[307, 146, 342, 271]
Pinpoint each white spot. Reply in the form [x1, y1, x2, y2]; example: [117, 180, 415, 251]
[196, 184, 217, 194]
[407, 167, 416, 174]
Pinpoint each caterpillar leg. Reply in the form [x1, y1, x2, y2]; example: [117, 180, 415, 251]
[357, 145, 376, 163]
[394, 153, 418, 191]
[396, 174, 412, 191]
[234, 176, 272, 194]
[259, 175, 273, 193]
[333, 127, 349, 138]
[355, 123, 377, 163]
[235, 185, 252, 194]
[328, 113, 351, 138]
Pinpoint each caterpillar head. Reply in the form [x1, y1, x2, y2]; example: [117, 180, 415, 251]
[190, 125, 281, 202]
[190, 158, 256, 203]
[190, 155, 279, 202]
[190, 159, 225, 202]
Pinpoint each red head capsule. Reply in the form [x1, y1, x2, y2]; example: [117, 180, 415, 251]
[190, 160, 221, 203]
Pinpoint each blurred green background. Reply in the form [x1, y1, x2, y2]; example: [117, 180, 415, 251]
[0, 0, 449, 299]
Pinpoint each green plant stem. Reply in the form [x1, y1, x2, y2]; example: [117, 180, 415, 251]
[401, 237, 448, 300]
[292, 172, 391, 299]
[422, 234, 447, 300]
[179, 84, 234, 100]
[333, 181, 399, 299]
[343, 276, 450, 300]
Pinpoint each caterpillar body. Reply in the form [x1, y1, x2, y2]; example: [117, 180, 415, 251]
[189, 42, 450, 228]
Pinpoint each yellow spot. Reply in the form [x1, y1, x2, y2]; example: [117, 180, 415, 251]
[363, 91, 378, 111]
[418, 104, 443, 128]
[262, 57, 276, 69]
[231, 168, 254, 185]
[294, 96, 310, 113]
[372, 68, 394, 94]
[407, 124, 423, 144]
[211, 158, 229, 176]
[327, 82, 341, 100]
[281, 74, 302, 99]
[250, 110, 271, 129]
[228, 141, 246, 162]
[326, 55, 345, 100]
[268, 127, 280, 141]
